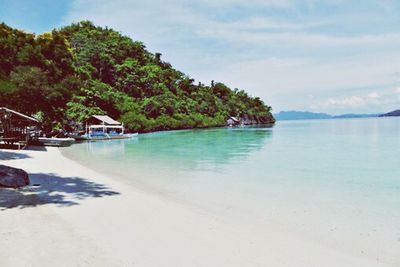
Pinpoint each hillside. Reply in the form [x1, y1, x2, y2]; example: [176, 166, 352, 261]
[0, 21, 274, 132]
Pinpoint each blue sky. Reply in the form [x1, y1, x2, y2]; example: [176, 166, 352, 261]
[1, 0, 400, 114]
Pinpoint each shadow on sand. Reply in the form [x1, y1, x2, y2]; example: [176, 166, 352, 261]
[0, 173, 120, 210]
[0, 151, 31, 160]
[24, 146, 47, 152]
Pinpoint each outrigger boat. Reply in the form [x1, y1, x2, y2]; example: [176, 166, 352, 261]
[69, 115, 137, 141]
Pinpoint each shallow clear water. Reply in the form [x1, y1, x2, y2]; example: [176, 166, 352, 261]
[62, 117, 400, 261]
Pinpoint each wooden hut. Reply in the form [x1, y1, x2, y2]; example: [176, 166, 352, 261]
[0, 107, 41, 149]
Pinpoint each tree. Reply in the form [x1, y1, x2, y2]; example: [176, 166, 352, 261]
[9, 66, 50, 115]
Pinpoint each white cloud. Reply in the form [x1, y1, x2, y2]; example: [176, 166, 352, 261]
[194, 20, 400, 47]
[309, 88, 400, 113]
[196, 0, 294, 8]
[63, 0, 400, 113]
[367, 92, 380, 99]
[212, 53, 400, 94]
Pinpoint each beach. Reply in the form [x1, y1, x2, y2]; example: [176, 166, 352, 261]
[2, 1, 400, 266]
[0, 143, 398, 267]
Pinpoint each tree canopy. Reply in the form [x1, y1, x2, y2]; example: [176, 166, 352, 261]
[0, 21, 275, 132]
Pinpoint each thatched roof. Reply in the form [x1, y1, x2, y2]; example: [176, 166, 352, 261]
[0, 107, 40, 125]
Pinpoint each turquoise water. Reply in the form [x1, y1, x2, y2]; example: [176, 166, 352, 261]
[62, 117, 400, 261]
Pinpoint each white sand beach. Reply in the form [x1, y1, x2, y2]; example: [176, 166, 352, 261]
[0, 147, 397, 267]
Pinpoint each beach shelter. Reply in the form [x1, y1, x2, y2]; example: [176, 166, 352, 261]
[86, 115, 122, 126]
[0, 107, 41, 148]
[84, 115, 125, 135]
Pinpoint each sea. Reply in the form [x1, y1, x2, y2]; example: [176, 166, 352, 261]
[62, 117, 400, 264]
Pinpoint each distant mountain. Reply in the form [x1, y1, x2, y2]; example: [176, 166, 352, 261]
[332, 113, 379, 119]
[274, 111, 332, 120]
[275, 111, 381, 121]
[380, 109, 400, 117]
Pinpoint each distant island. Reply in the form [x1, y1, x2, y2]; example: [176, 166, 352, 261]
[0, 21, 274, 133]
[380, 109, 400, 117]
[274, 110, 386, 121]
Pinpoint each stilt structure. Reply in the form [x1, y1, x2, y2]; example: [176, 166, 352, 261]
[0, 107, 41, 149]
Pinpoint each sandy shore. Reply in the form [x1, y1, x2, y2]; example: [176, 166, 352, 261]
[0, 147, 396, 267]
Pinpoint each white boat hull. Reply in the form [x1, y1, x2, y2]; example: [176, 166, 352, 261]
[69, 133, 138, 141]
[37, 137, 75, 147]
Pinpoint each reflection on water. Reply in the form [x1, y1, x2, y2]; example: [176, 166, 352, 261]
[82, 137, 139, 156]
[66, 126, 273, 172]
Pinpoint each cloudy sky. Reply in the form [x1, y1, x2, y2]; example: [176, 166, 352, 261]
[1, 0, 400, 114]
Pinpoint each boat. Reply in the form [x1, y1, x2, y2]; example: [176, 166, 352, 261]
[37, 137, 75, 147]
[69, 115, 137, 141]
[70, 130, 138, 141]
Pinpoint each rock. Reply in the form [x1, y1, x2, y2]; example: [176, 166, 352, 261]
[0, 165, 30, 188]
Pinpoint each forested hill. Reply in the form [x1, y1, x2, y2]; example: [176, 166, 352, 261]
[0, 21, 274, 132]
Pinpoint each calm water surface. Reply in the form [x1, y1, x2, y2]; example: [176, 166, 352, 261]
[62, 117, 400, 261]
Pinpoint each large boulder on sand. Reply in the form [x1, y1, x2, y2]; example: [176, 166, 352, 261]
[0, 165, 30, 188]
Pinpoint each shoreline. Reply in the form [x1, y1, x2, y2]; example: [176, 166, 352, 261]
[0, 147, 396, 266]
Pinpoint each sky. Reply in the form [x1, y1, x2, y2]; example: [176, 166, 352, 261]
[1, 0, 400, 114]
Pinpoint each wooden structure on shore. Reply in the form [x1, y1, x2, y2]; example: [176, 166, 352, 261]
[226, 116, 240, 126]
[0, 107, 41, 149]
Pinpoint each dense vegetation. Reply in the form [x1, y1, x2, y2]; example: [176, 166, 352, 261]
[0, 21, 274, 132]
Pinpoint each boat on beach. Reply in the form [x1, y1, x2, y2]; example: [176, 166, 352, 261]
[37, 137, 75, 147]
[69, 115, 137, 141]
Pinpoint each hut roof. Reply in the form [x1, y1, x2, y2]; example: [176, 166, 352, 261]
[0, 107, 40, 124]
[90, 115, 121, 125]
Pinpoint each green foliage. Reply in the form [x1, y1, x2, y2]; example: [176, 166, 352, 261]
[120, 111, 151, 132]
[9, 66, 51, 115]
[0, 21, 275, 132]
[65, 100, 105, 123]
